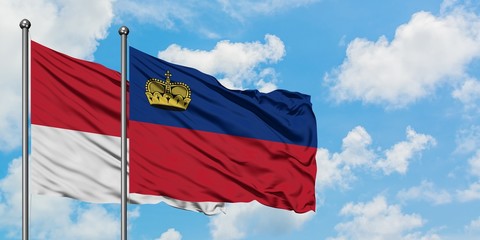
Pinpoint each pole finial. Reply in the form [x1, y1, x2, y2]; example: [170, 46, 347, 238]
[119, 26, 129, 36]
[19, 19, 31, 29]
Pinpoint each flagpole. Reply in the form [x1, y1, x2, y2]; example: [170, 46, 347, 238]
[119, 25, 129, 240]
[20, 18, 31, 240]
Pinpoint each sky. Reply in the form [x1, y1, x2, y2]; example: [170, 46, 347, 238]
[1, 0, 480, 239]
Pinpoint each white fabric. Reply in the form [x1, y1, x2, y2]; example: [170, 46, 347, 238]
[31, 124, 224, 215]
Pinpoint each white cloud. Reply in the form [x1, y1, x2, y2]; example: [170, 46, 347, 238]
[155, 228, 182, 240]
[465, 216, 480, 233]
[457, 182, 480, 202]
[375, 127, 436, 175]
[315, 148, 353, 191]
[397, 180, 452, 205]
[403, 232, 442, 240]
[316, 126, 436, 191]
[468, 150, 480, 178]
[0, 0, 115, 151]
[328, 196, 430, 240]
[326, 7, 480, 108]
[217, 0, 319, 21]
[115, 0, 194, 29]
[316, 126, 375, 190]
[126, 206, 141, 232]
[209, 201, 314, 240]
[440, 0, 460, 13]
[0, 157, 119, 239]
[115, 0, 319, 38]
[128, 206, 140, 219]
[437, 216, 480, 240]
[339, 126, 376, 167]
[48, 205, 119, 239]
[158, 34, 285, 92]
[6, 0, 114, 60]
[455, 125, 480, 154]
[456, 144, 480, 202]
[0, 158, 23, 231]
[452, 78, 480, 111]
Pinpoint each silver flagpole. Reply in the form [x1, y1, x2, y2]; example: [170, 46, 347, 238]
[119, 25, 129, 240]
[20, 19, 31, 240]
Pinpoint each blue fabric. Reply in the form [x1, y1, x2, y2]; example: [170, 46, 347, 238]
[129, 47, 317, 148]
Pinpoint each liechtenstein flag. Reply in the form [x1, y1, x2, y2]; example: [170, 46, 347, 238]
[30, 41, 223, 215]
[129, 47, 317, 213]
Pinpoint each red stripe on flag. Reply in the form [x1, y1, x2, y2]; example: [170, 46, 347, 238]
[31, 41, 123, 136]
[129, 120, 317, 213]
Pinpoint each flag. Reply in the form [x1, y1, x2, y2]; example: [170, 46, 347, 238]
[129, 47, 317, 213]
[30, 41, 224, 215]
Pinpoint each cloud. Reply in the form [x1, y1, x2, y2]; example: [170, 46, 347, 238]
[0, 0, 115, 151]
[468, 150, 480, 178]
[116, 0, 319, 30]
[436, 216, 480, 239]
[456, 148, 480, 202]
[115, 0, 194, 29]
[457, 182, 480, 202]
[316, 126, 436, 191]
[0, 157, 119, 239]
[155, 228, 182, 240]
[325, 7, 480, 108]
[375, 127, 436, 175]
[127, 206, 140, 219]
[217, 0, 319, 21]
[339, 126, 376, 167]
[403, 232, 442, 240]
[315, 148, 353, 191]
[209, 201, 314, 240]
[158, 34, 285, 92]
[465, 216, 480, 233]
[315, 126, 375, 190]
[48, 205, 119, 239]
[396, 180, 452, 205]
[440, 0, 460, 13]
[452, 78, 480, 112]
[455, 125, 480, 154]
[0, 158, 23, 232]
[328, 196, 439, 240]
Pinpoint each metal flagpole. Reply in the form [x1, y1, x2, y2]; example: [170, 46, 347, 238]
[20, 18, 31, 240]
[119, 25, 129, 240]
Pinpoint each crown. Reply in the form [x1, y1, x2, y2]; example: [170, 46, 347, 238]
[145, 71, 191, 110]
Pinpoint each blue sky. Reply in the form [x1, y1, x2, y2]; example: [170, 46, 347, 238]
[1, 0, 480, 239]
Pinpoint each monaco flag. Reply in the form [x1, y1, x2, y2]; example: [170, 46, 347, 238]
[30, 41, 224, 215]
[129, 47, 318, 213]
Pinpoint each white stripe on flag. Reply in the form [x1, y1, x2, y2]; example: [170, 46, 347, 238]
[31, 124, 224, 215]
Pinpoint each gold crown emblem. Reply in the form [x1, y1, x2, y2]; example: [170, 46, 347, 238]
[145, 71, 191, 110]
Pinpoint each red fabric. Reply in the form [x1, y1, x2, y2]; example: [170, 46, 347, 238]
[129, 120, 317, 213]
[31, 41, 317, 213]
[31, 41, 123, 136]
